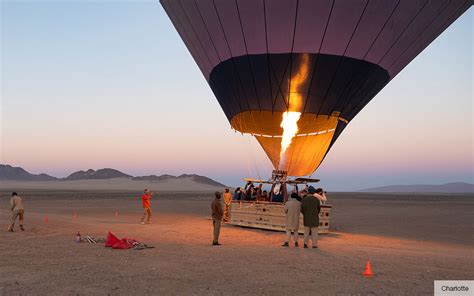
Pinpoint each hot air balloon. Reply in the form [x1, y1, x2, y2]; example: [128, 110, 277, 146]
[160, 0, 470, 178]
[160, 0, 470, 232]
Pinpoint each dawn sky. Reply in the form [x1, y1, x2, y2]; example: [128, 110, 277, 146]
[1, 1, 472, 190]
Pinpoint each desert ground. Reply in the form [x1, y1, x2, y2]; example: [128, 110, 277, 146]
[0, 190, 473, 295]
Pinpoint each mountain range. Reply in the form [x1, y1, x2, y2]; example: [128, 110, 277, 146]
[0, 164, 226, 187]
[2, 165, 472, 193]
[0, 165, 57, 181]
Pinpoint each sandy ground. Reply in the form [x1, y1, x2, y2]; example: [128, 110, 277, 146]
[0, 191, 473, 295]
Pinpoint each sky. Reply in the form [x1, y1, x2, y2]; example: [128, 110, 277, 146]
[0, 1, 472, 191]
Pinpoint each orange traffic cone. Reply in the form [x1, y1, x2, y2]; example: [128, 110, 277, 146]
[363, 260, 374, 277]
[44, 216, 49, 224]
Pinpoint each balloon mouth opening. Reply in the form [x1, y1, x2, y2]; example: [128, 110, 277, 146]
[230, 111, 345, 176]
[230, 111, 345, 136]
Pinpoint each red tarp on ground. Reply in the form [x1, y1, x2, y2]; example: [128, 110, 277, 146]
[111, 239, 133, 249]
[105, 231, 121, 247]
[105, 232, 137, 250]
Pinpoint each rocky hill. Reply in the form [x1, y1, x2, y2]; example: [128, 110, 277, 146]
[132, 174, 226, 187]
[0, 164, 57, 181]
[64, 168, 132, 180]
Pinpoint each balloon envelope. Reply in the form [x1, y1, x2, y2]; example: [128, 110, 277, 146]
[161, 0, 470, 176]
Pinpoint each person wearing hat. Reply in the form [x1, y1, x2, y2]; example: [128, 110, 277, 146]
[140, 189, 154, 225]
[282, 192, 302, 247]
[300, 186, 321, 249]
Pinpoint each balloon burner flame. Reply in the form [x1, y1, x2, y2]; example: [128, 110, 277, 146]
[279, 111, 301, 169]
[278, 53, 308, 170]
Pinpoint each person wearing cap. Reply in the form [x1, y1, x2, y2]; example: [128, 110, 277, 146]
[301, 186, 321, 249]
[211, 191, 223, 245]
[222, 188, 232, 222]
[7, 192, 25, 232]
[140, 189, 153, 225]
[282, 192, 301, 247]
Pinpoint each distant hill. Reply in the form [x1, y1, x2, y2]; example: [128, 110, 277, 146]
[133, 174, 226, 187]
[64, 168, 132, 180]
[178, 174, 226, 187]
[0, 164, 57, 181]
[360, 182, 474, 193]
[0, 164, 227, 190]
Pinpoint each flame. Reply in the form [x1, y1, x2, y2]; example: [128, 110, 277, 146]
[280, 111, 301, 154]
[278, 54, 310, 170]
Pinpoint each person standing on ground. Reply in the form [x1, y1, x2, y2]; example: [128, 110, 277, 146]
[282, 192, 301, 247]
[140, 189, 153, 225]
[301, 186, 321, 249]
[8, 192, 25, 232]
[223, 188, 232, 222]
[211, 191, 223, 246]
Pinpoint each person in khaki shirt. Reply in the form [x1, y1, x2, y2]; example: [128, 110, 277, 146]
[211, 191, 223, 245]
[8, 192, 25, 232]
[222, 188, 232, 222]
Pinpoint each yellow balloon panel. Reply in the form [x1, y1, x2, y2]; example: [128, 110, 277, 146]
[230, 111, 340, 135]
[255, 132, 335, 176]
[230, 111, 339, 176]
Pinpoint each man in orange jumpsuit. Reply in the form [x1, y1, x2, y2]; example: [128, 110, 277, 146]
[140, 189, 153, 224]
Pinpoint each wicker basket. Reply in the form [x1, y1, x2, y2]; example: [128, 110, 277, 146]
[229, 201, 331, 234]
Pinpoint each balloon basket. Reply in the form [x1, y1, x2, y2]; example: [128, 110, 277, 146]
[228, 201, 331, 235]
[229, 171, 330, 233]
